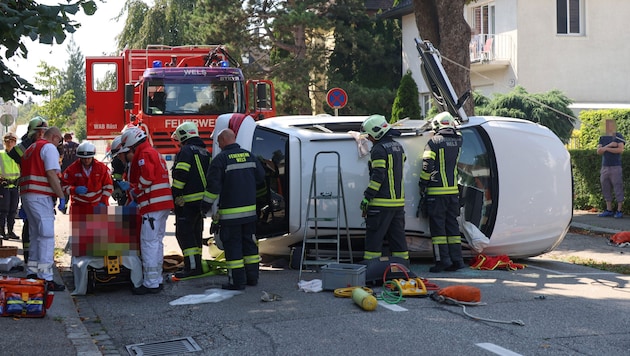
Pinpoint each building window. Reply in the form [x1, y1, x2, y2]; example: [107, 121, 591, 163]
[557, 0, 583, 35]
[471, 3, 495, 36]
[421, 94, 431, 117]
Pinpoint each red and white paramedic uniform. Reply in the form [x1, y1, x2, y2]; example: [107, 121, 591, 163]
[19, 139, 63, 282]
[128, 139, 174, 289]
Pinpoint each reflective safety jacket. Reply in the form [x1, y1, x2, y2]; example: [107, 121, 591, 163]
[206, 143, 265, 225]
[420, 127, 462, 196]
[8, 133, 34, 165]
[0, 151, 20, 188]
[364, 132, 406, 209]
[61, 159, 113, 207]
[128, 140, 174, 215]
[19, 139, 57, 197]
[171, 137, 212, 207]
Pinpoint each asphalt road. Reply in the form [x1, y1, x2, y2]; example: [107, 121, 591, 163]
[1, 210, 629, 356]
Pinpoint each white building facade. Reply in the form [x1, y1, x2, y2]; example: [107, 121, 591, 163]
[391, 0, 630, 116]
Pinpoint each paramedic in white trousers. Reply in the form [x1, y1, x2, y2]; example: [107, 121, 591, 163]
[19, 127, 67, 292]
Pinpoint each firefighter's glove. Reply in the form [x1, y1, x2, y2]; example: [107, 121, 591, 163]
[117, 181, 130, 191]
[174, 196, 185, 207]
[360, 198, 370, 214]
[210, 220, 220, 235]
[57, 198, 67, 214]
[75, 186, 88, 195]
[18, 207, 27, 220]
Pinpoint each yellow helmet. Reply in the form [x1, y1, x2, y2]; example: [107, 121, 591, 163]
[432, 112, 456, 130]
[361, 114, 391, 140]
[171, 122, 199, 143]
[27, 116, 48, 136]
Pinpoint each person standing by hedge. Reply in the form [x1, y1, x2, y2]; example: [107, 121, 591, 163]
[597, 119, 625, 218]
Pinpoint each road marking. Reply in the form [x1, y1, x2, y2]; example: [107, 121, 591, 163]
[476, 343, 522, 356]
[377, 301, 407, 311]
[528, 265, 617, 275]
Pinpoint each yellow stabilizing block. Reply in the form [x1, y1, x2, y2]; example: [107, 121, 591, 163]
[105, 256, 121, 274]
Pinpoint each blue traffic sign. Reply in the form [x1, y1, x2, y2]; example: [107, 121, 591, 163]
[326, 88, 348, 109]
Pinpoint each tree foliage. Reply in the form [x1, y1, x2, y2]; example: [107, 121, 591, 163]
[474, 86, 577, 143]
[577, 109, 630, 149]
[326, 0, 402, 116]
[391, 70, 422, 122]
[58, 38, 85, 114]
[0, 0, 97, 103]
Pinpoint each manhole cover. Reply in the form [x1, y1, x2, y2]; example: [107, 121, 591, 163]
[126, 336, 201, 356]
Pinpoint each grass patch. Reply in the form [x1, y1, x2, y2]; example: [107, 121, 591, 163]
[560, 255, 630, 275]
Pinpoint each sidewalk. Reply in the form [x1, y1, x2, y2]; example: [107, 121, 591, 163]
[0, 210, 628, 355]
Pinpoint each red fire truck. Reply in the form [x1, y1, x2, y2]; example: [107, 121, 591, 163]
[85, 45, 276, 155]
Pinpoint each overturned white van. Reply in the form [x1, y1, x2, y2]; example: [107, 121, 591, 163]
[212, 113, 571, 259]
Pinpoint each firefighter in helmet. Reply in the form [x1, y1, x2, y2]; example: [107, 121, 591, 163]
[359, 114, 409, 263]
[108, 135, 130, 206]
[420, 112, 465, 272]
[170, 122, 212, 278]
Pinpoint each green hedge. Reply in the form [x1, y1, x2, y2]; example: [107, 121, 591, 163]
[571, 149, 629, 211]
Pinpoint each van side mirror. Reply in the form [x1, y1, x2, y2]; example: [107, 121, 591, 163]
[256, 83, 267, 109]
[124, 84, 135, 110]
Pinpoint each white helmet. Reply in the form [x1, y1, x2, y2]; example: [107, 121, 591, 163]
[110, 136, 123, 155]
[171, 122, 199, 143]
[121, 127, 147, 149]
[76, 142, 96, 158]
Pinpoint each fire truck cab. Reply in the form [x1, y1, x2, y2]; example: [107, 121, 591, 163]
[86, 45, 275, 155]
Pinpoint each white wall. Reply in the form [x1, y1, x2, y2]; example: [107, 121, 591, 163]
[401, 13, 429, 96]
[516, 0, 630, 103]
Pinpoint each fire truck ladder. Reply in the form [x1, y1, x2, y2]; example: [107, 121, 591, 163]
[298, 151, 352, 281]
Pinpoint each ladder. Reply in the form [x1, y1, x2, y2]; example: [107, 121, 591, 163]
[298, 151, 353, 281]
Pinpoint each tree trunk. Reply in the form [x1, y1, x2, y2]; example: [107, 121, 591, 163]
[413, 0, 473, 115]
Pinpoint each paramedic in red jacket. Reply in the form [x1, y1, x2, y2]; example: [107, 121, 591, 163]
[61, 141, 113, 216]
[120, 127, 174, 295]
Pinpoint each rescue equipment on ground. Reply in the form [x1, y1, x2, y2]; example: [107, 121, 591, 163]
[351, 287, 378, 311]
[433, 285, 481, 303]
[333, 286, 377, 311]
[169, 255, 227, 282]
[362, 256, 417, 286]
[389, 278, 428, 297]
[378, 263, 439, 304]
[609, 231, 630, 247]
[469, 254, 526, 271]
[0, 276, 53, 318]
[430, 284, 525, 326]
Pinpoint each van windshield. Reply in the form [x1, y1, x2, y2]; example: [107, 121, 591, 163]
[144, 80, 244, 115]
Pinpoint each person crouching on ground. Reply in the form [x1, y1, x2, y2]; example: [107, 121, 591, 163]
[61, 141, 113, 215]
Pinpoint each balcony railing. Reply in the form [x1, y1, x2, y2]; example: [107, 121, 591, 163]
[469, 34, 513, 64]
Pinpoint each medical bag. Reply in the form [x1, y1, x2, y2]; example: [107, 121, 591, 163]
[0, 276, 53, 318]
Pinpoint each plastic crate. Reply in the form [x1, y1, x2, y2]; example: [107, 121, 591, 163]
[321, 263, 366, 291]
